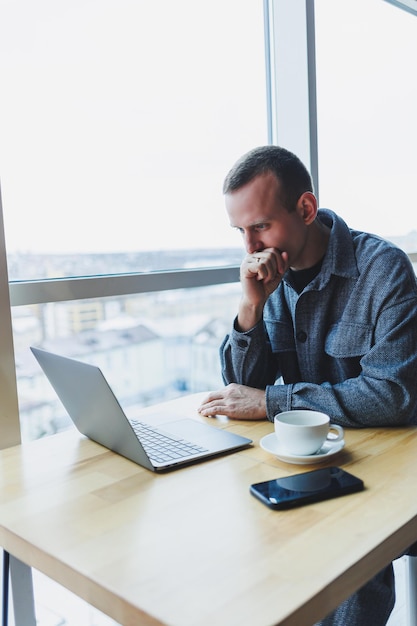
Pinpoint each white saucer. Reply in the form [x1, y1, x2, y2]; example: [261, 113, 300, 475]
[260, 433, 345, 465]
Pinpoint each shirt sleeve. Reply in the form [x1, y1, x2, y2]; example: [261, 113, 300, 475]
[220, 317, 278, 389]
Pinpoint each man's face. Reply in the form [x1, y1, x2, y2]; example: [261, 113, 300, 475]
[226, 172, 308, 268]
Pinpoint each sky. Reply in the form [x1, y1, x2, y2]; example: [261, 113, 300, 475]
[0, 0, 416, 254]
[315, 0, 417, 239]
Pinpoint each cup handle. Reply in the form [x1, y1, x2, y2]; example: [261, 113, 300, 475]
[327, 424, 344, 442]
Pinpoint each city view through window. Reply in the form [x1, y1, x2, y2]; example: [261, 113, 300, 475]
[13, 250, 243, 442]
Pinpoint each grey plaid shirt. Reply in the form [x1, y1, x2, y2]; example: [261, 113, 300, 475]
[221, 209, 417, 427]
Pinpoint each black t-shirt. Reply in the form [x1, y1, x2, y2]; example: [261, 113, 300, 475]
[287, 257, 323, 294]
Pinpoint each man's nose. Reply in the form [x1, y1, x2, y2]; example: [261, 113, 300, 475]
[244, 232, 262, 254]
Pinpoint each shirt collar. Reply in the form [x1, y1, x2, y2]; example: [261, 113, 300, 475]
[318, 209, 359, 280]
[282, 208, 358, 289]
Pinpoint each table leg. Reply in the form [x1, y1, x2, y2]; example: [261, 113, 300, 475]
[2, 551, 9, 626]
[407, 556, 417, 626]
[9, 555, 36, 626]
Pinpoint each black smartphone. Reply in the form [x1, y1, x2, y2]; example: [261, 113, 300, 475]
[250, 466, 364, 510]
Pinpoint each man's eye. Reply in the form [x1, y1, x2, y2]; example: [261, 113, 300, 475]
[255, 224, 267, 231]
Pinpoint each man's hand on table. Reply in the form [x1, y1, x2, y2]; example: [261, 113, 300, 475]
[198, 384, 267, 420]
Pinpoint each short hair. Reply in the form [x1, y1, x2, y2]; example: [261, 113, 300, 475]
[223, 145, 314, 211]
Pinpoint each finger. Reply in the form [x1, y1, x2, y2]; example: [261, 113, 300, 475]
[198, 393, 225, 414]
[248, 256, 265, 279]
[257, 259, 278, 283]
[249, 251, 281, 281]
[199, 403, 223, 417]
[246, 255, 271, 282]
[241, 259, 259, 281]
[201, 389, 225, 402]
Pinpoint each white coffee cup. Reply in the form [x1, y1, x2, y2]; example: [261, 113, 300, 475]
[274, 410, 344, 456]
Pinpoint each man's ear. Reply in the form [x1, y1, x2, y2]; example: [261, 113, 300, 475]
[296, 191, 317, 225]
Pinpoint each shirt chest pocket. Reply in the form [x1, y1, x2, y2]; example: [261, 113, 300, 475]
[325, 322, 374, 358]
[266, 319, 296, 353]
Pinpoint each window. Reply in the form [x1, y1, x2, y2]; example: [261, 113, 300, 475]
[0, 0, 266, 279]
[0, 1, 267, 445]
[315, 0, 417, 251]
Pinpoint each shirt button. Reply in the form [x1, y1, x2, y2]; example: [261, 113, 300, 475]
[296, 331, 307, 343]
[237, 339, 248, 348]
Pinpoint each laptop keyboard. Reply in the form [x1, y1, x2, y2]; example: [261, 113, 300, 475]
[130, 420, 209, 464]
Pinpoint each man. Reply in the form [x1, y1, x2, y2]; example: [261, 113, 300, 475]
[199, 145, 417, 625]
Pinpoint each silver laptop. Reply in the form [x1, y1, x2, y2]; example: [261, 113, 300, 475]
[31, 347, 252, 472]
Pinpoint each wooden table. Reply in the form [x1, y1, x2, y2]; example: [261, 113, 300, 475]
[1, 391, 417, 626]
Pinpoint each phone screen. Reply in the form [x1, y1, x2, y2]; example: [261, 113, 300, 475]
[250, 466, 364, 510]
